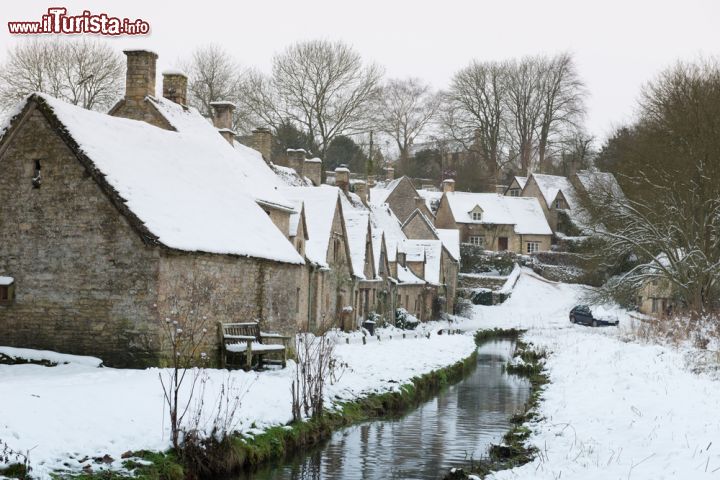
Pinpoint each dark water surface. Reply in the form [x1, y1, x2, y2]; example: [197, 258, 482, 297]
[242, 340, 530, 480]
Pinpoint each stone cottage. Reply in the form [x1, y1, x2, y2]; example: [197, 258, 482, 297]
[434, 191, 552, 253]
[0, 52, 309, 367]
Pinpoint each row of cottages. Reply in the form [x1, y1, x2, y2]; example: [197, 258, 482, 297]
[506, 171, 624, 237]
[0, 50, 457, 367]
[371, 176, 552, 254]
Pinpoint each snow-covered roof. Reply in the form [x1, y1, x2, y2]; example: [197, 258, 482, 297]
[574, 170, 624, 201]
[513, 176, 528, 189]
[444, 192, 552, 235]
[400, 239, 443, 285]
[369, 177, 402, 206]
[282, 185, 340, 267]
[0, 276, 14, 286]
[529, 174, 578, 209]
[146, 96, 297, 213]
[368, 203, 407, 263]
[272, 164, 313, 187]
[340, 193, 372, 280]
[416, 189, 443, 213]
[9, 94, 303, 264]
[396, 264, 425, 285]
[437, 229, 460, 262]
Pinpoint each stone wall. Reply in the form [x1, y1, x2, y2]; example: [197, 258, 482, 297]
[386, 177, 422, 224]
[158, 252, 307, 360]
[402, 213, 436, 240]
[0, 107, 162, 367]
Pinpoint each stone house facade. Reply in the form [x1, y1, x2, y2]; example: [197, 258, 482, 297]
[0, 52, 308, 367]
[434, 192, 552, 254]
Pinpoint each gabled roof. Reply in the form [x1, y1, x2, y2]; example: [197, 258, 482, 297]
[436, 229, 460, 262]
[1, 94, 303, 264]
[282, 185, 341, 267]
[340, 193, 375, 280]
[416, 188, 443, 214]
[527, 173, 578, 209]
[401, 208, 440, 238]
[400, 239, 443, 285]
[574, 170, 624, 201]
[368, 203, 407, 263]
[444, 192, 552, 235]
[513, 176, 528, 189]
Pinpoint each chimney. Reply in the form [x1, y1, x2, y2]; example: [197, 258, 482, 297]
[367, 175, 376, 188]
[162, 70, 187, 105]
[210, 101, 236, 145]
[442, 179, 456, 193]
[252, 127, 272, 164]
[385, 166, 395, 181]
[123, 50, 157, 103]
[304, 157, 322, 186]
[397, 250, 407, 267]
[355, 181, 368, 205]
[335, 165, 350, 193]
[287, 149, 306, 179]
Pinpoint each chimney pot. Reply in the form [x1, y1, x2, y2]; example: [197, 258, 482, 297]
[335, 165, 350, 193]
[252, 127, 273, 164]
[123, 50, 158, 103]
[287, 148, 306, 179]
[162, 71, 187, 106]
[442, 179, 456, 193]
[210, 101, 236, 145]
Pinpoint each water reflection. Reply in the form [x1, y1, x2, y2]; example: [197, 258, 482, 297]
[242, 340, 530, 480]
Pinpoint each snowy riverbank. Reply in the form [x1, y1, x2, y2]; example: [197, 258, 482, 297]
[0, 326, 476, 478]
[460, 270, 720, 480]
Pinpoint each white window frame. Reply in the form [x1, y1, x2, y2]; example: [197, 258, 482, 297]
[526, 241, 540, 253]
[472, 211, 482, 221]
[509, 188, 520, 197]
[469, 235, 485, 247]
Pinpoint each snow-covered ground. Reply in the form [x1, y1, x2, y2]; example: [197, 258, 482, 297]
[0, 328, 475, 477]
[456, 270, 720, 480]
[3, 269, 719, 479]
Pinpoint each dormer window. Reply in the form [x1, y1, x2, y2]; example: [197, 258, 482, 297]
[472, 211, 482, 221]
[470, 206, 483, 221]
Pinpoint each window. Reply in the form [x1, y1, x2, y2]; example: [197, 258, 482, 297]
[554, 199, 565, 209]
[472, 211, 482, 221]
[651, 298, 660, 313]
[526, 241, 540, 253]
[469, 236, 485, 247]
[509, 188, 520, 197]
[0, 277, 15, 305]
[32, 160, 42, 188]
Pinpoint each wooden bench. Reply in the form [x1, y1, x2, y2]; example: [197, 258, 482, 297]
[219, 322, 290, 370]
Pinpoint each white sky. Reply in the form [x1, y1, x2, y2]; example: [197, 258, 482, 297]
[2, 0, 718, 143]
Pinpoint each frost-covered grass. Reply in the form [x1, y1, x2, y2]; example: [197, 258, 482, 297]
[0, 328, 476, 478]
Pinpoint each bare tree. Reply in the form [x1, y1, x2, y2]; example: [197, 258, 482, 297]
[0, 38, 124, 111]
[588, 59, 720, 317]
[536, 53, 586, 169]
[444, 60, 510, 181]
[377, 77, 439, 162]
[241, 40, 383, 158]
[504, 56, 545, 175]
[180, 44, 254, 133]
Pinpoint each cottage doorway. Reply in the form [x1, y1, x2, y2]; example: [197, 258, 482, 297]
[498, 237, 508, 251]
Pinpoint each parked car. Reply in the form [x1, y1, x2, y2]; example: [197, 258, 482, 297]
[569, 305, 619, 327]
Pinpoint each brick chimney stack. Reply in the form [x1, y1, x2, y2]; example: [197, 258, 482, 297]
[252, 127, 273, 164]
[162, 71, 187, 105]
[355, 181, 368, 205]
[210, 101, 236, 145]
[335, 165, 350, 193]
[442, 179, 456, 193]
[304, 157, 322, 186]
[287, 149, 306, 179]
[123, 50, 157, 103]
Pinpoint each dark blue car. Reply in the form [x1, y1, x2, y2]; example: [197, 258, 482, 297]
[569, 305, 619, 327]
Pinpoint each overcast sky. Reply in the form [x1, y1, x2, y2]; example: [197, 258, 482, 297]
[2, 0, 718, 143]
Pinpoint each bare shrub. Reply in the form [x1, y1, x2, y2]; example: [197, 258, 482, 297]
[0, 439, 32, 479]
[291, 332, 338, 421]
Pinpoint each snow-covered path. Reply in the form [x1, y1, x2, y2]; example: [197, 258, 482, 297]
[460, 271, 720, 480]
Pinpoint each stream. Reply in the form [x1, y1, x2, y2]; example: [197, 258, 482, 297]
[242, 339, 530, 479]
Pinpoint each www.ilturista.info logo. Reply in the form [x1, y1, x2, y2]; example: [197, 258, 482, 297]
[8, 8, 150, 35]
